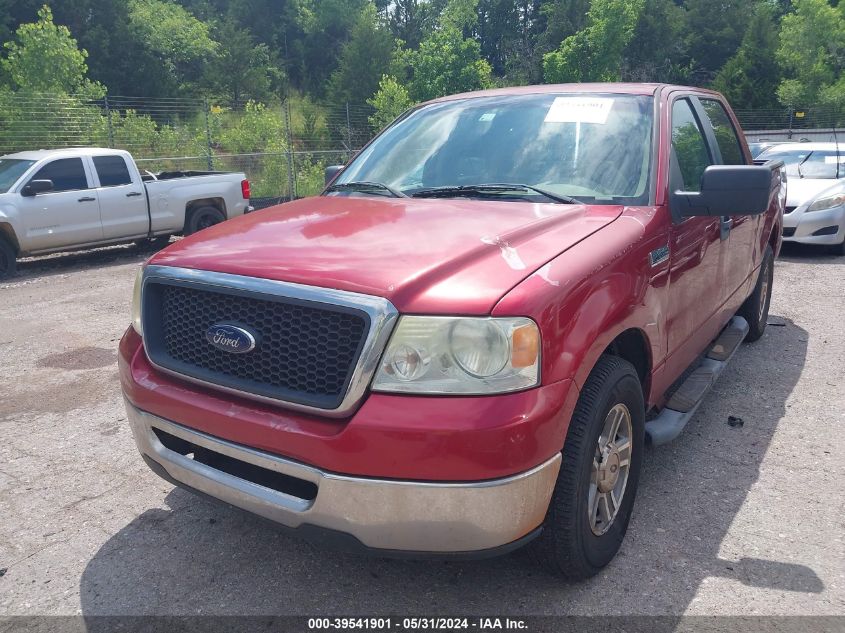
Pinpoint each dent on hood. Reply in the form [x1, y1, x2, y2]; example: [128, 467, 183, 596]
[481, 235, 526, 270]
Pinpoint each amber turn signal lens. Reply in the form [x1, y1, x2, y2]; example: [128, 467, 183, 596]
[511, 323, 539, 368]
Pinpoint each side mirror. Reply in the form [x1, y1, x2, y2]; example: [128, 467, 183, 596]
[674, 165, 773, 217]
[324, 165, 343, 186]
[21, 179, 54, 197]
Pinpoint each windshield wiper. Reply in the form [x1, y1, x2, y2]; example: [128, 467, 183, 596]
[325, 181, 408, 198]
[411, 183, 582, 204]
[796, 152, 813, 179]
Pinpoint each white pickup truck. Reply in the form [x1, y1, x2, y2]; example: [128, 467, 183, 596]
[0, 148, 252, 278]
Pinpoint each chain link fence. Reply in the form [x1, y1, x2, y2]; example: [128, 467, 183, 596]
[3, 94, 843, 208]
[734, 105, 845, 143]
[0, 93, 376, 206]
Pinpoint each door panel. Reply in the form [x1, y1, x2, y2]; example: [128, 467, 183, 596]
[92, 155, 149, 240]
[19, 158, 102, 251]
[697, 98, 759, 301]
[665, 98, 729, 378]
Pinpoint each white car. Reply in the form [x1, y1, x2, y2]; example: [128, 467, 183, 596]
[758, 142, 845, 255]
[0, 148, 253, 278]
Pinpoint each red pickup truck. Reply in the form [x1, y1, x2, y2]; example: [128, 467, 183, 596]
[119, 83, 785, 579]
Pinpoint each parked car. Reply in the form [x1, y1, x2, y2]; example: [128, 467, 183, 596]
[758, 142, 845, 255]
[748, 141, 784, 158]
[120, 84, 784, 579]
[0, 148, 252, 278]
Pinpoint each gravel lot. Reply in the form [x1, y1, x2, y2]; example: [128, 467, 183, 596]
[0, 242, 843, 618]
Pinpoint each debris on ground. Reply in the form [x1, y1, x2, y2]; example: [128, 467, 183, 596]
[727, 415, 745, 428]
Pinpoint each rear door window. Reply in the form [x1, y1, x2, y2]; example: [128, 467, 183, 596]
[93, 155, 133, 187]
[30, 158, 89, 192]
[671, 99, 712, 192]
[700, 99, 746, 165]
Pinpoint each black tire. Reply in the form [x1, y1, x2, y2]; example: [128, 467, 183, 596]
[0, 236, 17, 280]
[829, 238, 845, 257]
[738, 244, 774, 342]
[135, 235, 172, 251]
[529, 355, 645, 580]
[185, 206, 225, 235]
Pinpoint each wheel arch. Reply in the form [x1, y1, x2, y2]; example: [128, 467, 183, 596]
[183, 198, 227, 232]
[0, 222, 20, 253]
[573, 326, 653, 406]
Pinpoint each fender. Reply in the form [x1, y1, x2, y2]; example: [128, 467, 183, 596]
[493, 206, 672, 408]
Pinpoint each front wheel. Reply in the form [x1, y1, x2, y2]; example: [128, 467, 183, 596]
[738, 244, 774, 342]
[529, 355, 645, 580]
[0, 237, 17, 280]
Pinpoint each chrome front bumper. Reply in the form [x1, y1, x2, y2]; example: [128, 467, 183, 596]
[125, 400, 561, 554]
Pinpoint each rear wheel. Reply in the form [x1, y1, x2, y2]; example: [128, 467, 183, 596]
[529, 355, 644, 580]
[0, 237, 17, 280]
[185, 206, 225, 235]
[738, 244, 774, 342]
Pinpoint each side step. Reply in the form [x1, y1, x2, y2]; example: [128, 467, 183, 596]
[646, 316, 749, 446]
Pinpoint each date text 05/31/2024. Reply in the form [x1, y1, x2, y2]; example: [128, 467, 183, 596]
[307, 618, 529, 630]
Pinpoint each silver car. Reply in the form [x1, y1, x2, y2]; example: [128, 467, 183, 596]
[758, 143, 845, 255]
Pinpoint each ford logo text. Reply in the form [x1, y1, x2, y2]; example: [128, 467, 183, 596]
[205, 323, 257, 354]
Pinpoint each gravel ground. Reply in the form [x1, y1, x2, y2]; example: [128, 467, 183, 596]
[0, 242, 843, 618]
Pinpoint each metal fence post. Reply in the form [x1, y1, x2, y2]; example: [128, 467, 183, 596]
[346, 102, 352, 160]
[284, 100, 296, 199]
[104, 94, 115, 148]
[204, 99, 214, 171]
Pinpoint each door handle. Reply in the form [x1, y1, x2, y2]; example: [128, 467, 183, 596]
[720, 216, 731, 241]
[78, 196, 96, 202]
[126, 192, 143, 197]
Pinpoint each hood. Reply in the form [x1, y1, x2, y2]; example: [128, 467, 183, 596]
[787, 177, 845, 207]
[151, 196, 622, 313]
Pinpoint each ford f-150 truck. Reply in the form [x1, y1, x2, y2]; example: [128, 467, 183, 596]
[119, 84, 785, 579]
[0, 148, 252, 279]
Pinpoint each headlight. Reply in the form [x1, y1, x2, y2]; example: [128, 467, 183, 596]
[372, 316, 540, 394]
[131, 266, 144, 336]
[807, 192, 845, 212]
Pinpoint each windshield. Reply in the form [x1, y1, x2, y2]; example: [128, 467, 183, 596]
[333, 93, 654, 204]
[0, 159, 36, 193]
[759, 147, 843, 179]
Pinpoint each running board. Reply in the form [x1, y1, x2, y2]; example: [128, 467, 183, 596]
[646, 316, 750, 446]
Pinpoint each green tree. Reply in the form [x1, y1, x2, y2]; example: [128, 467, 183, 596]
[712, 4, 781, 109]
[401, 0, 492, 101]
[329, 3, 395, 105]
[368, 74, 413, 130]
[205, 19, 283, 105]
[543, 0, 645, 83]
[1, 5, 104, 97]
[777, 0, 845, 107]
[684, 0, 754, 84]
[127, 0, 217, 94]
[621, 0, 688, 83]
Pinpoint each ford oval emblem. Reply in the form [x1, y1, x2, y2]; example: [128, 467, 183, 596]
[205, 323, 257, 354]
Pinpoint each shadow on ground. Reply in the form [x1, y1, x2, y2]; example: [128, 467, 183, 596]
[7, 240, 169, 284]
[79, 316, 819, 618]
[777, 242, 844, 265]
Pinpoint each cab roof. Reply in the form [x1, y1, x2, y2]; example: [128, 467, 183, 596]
[426, 83, 722, 105]
[1, 147, 126, 161]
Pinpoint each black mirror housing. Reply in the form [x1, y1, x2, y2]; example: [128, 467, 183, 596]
[21, 179, 54, 197]
[674, 165, 774, 217]
[324, 165, 343, 186]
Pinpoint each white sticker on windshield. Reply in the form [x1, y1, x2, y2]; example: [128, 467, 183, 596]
[478, 112, 496, 122]
[823, 155, 845, 164]
[544, 97, 614, 124]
